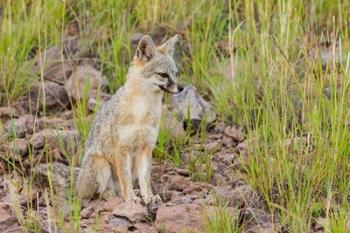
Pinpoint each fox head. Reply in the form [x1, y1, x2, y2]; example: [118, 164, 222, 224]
[131, 34, 183, 94]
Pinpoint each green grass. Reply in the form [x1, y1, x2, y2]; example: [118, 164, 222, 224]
[1, 0, 350, 232]
[205, 205, 242, 233]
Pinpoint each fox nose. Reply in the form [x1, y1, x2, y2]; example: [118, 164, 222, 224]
[177, 85, 184, 93]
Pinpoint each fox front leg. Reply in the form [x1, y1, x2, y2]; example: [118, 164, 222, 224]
[136, 147, 161, 205]
[114, 154, 139, 202]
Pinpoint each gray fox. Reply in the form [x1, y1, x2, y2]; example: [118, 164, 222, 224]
[76, 34, 182, 204]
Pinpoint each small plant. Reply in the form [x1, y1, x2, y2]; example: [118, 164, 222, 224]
[205, 205, 242, 233]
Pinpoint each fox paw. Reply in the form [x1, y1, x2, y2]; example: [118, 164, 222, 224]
[126, 196, 142, 204]
[100, 190, 116, 200]
[150, 195, 162, 205]
[147, 195, 162, 214]
[143, 194, 162, 205]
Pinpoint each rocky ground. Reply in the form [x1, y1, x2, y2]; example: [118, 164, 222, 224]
[0, 31, 280, 233]
[0, 23, 346, 233]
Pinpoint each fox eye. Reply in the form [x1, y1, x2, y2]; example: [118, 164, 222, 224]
[156, 72, 169, 79]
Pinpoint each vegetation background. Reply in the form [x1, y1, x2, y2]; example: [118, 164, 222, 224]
[0, 0, 349, 232]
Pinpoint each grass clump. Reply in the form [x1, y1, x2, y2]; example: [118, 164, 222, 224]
[0, 0, 350, 232]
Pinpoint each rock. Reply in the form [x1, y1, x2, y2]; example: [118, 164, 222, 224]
[6, 114, 34, 138]
[0, 107, 19, 122]
[87, 90, 111, 111]
[81, 200, 104, 219]
[62, 111, 74, 120]
[0, 204, 19, 233]
[63, 36, 80, 57]
[30, 46, 73, 84]
[213, 173, 227, 186]
[65, 65, 108, 102]
[36, 117, 70, 131]
[0, 138, 28, 161]
[28, 81, 70, 112]
[112, 201, 148, 223]
[8, 138, 28, 158]
[173, 167, 190, 176]
[80, 58, 101, 70]
[34, 162, 80, 200]
[242, 207, 281, 233]
[224, 125, 245, 142]
[171, 85, 216, 128]
[204, 141, 221, 152]
[102, 197, 124, 212]
[214, 185, 260, 208]
[169, 192, 199, 205]
[29, 129, 79, 156]
[207, 133, 222, 140]
[107, 217, 131, 232]
[162, 175, 196, 193]
[222, 135, 235, 147]
[155, 203, 205, 233]
[213, 122, 226, 134]
[236, 140, 249, 154]
[160, 105, 186, 138]
[133, 222, 156, 233]
[220, 153, 236, 166]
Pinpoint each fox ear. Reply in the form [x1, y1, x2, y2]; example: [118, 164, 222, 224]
[158, 34, 179, 57]
[135, 35, 156, 63]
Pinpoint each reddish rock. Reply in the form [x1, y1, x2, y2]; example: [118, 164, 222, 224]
[87, 90, 111, 111]
[112, 201, 147, 223]
[236, 140, 249, 154]
[160, 105, 186, 139]
[214, 184, 260, 208]
[65, 64, 108, 101]
[6, 114, 34, 138]
[105, 217, 131, 232]
[224, 125, 245, 142]
[242, 208, 281, 233]
[204, 141, 221, 152]
[133, 222, 156, 233]
[0, 138, 28, 161]
[162, 174, 198, 193]
[30, 46, 73, 84]
[29, 129, 79, 157]
[222, 135, 235, 147]
[155, 203, 205, 233]
[81, 200, 104, 219]
[36, 116, 70, 131]
[0, 205, 19, 233]
[28, 81, 70, 112]
[103, 197, 124, 212]
[0, 107, 19, 122]
[171, 85, 216, 126]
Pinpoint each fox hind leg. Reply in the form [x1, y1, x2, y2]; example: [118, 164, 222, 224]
[94, 157, 117, 199]
[77, 155, 117, 200]
[77, 157, 99, 199]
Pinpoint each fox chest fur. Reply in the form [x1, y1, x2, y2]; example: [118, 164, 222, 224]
[114, 83, 163, 150]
